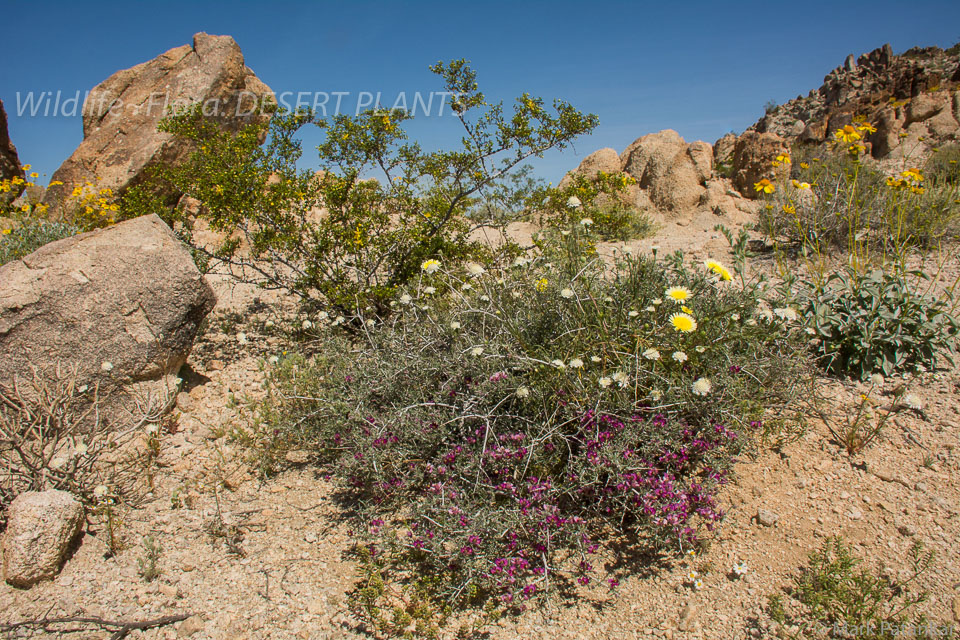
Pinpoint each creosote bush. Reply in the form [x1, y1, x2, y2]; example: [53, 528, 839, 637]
[246, 228, 811, 632]
[122, 59, 600, 318]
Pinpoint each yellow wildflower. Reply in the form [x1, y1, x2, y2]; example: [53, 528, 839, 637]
[669, 313, 697, 333]
[834, 125, 861, 143]
[754, 178, 775, 194]
[791, 180, 811, 190]
[782, 203, 796, 215]
[901, 168, 923, 182]
[857, 122, 877, 134]
[535, 278, 549, 292]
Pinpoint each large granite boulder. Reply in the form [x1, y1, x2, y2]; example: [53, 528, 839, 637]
[0, 214, 215, 392]
[620, 130, 712, 212]
[44, 32, 273, 213]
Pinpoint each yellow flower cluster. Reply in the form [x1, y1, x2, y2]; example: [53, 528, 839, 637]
[886, 168, 925, 194]
[70, 181, 119, 228]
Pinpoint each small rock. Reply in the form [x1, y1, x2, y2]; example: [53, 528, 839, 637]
[178, 615, 206, 637]
[846, 507, 863, 520]
[897, 523, 917, 537]
[757, 509, 779, 526]
[914, 482, 927, 492]
[207, 359, 224, 372]
[3, 490, 84, 587]
[678, 602, 698, 632]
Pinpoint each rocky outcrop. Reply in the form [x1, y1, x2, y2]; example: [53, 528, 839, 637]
[0, 99, 23, 187]
[620, 130, 712, 212]
[749, 43, 960, 160]
[44, 32, 273, 213]
[731, 132, 791, 198]
[3, 490, 84, 587]
[559, 148, 620, 188]
[0, 214, 215, 393]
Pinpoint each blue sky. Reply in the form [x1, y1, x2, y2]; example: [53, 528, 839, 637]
[2, 0, 959, 184]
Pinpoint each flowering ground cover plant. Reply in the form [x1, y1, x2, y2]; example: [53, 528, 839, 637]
[247, 229, 812, 635]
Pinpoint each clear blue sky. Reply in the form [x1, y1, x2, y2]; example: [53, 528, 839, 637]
[2, 0, 959, 184]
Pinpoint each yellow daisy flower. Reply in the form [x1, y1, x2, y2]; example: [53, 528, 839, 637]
[665, 286, 692, 302]
[670, 312, 697, 333]
[754, 178, 775, 194]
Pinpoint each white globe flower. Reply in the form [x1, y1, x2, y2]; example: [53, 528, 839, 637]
[691, 377, 713, 396]
[642, 348, 661, 361]
[399, 294, 412, 305]
[466, 262, 486, 277]
[560, 288, 575, 299]
[470, 347, 484, 357]
[569, 358, 584, 368]
[598, 377, 612, 388]
[450, 321, 461, 330]
[302, 320, 313, 330]
[566, 196, 582, 209]
[516, 386, 530, 398]
[101, 361, 114, 372]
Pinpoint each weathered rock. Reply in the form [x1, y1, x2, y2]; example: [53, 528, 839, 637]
[0, 214, 215, 392]
[620, 130, 711, 212]
[44, 33, 273, 213]
[732, 131, 790, 198]
[3, 490, 84, 587]
[756, 508, 779, 527]
[558, 147, 620, 188]
[713, 133, 737, 167]
[0, 99, 24, 188]
[749, 43, 960, 161]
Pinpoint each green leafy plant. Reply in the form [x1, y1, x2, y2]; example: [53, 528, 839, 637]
[137, 535, 162, 581]
[800, 267, 959, 379]
[122, 59, 599, 318]
[765, 537, 941, 639]
[0, 221, 78, 266]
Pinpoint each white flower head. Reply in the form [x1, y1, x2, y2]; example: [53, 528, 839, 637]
[579, 217, 593, 227]
[590, 356, 601, 363]
[687, 570, 698, 581]
[268, 355, 280, 365]
[628, 310, 640, 317]
[399, 294, 413, 305]
[568, 358, 584, 369]
[560, 288, 575, 299]
[424, 286, 436, 295]
[642, 348, 661, 361]
[480, 294, 490, 302]
[672, 351, 688, 363]
[598, 377, 612, 388]
[773, 307, 798, 322]
[566, 196, 582, 209]
[302, 320, 313, 330]
[365, 319, 376, 328]
[691, 377, 712, 396]
[644, 306, 655, 312]
[237, 332, 248, 344]
[421, 259, 441, 274]
[693, 578, 704, 590]
[730, 313, 740, 321]
[651, 389, 663, 401]
[100, 361, 114, 372]
[466, 262, 486, 277]
[695, 346, 707, 353]
[470, 347, 484, 357]
[512, 256, 529, 268]
[93, 485, 109, 498]
[516, 386, 530, 398]
[733, 562, 748, 577]
[450, 321, 461, 330]
[612, 371, 629, 387]
[652, 298, 663, 306]
[318, 311, 329, 321]
[903, 393, 923, 410]
[551, 359, 566, 369]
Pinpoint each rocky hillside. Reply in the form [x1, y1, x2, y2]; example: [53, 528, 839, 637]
[750, 43, 960, 160]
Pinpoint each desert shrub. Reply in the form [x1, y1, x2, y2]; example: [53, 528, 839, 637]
[765, 537, 941, 639]
[758, 128, 960, 265]
[535, 170, 653, 241]
[247, 229, 811, 630]
[0, 220, 78, 266]
[0, 365, 169, 518]
[122, 59, 600, 318]
[799, 267, 959, 380]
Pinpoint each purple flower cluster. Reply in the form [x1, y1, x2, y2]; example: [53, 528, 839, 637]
[341, 405, 739, 605]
